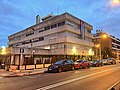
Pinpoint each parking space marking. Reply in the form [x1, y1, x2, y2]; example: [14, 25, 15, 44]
[36, 67, 120, 90]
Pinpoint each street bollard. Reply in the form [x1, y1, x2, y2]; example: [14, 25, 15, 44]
[35, 64, 36, 69]
[18, 65, 20, 70]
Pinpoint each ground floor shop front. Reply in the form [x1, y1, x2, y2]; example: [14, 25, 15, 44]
[0, 54, 92, 70]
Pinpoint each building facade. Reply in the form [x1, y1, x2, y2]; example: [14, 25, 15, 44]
[8, 12, 94, 65]
[94, 30, 120, 60]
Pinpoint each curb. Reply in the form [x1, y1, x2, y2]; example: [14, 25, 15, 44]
[2, 71, 46, 77]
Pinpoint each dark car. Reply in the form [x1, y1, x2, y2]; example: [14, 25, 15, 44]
[74, 60, 90, 69]
[102, 59, 111, 65]
[48, 60, 74, 73]
[107, 58, 116, 65]
[90, 60, 103, 67]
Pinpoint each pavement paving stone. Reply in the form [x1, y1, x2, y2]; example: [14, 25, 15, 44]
[0, 68, 48, 77]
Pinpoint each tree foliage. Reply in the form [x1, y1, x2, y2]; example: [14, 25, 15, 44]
[102, 47, 117, 59]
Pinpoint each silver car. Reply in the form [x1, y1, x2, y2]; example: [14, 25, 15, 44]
[102, 59, 111, 65]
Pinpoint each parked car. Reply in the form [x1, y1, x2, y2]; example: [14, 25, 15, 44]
[102, 59, 111, 65]
[74, 60, 90, 69]
[48, 59, 74, 73]
[107, 58, 116, 65]
[90, 60, 103, 67]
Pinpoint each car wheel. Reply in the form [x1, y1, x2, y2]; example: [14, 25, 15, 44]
[71, 66, 75, 70]
[79, 65, 82, 69]
[87, 65, 90, 68]
[58, 68, 62, 73]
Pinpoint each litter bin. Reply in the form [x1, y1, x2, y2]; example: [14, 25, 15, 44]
[1, 63, 5, 69]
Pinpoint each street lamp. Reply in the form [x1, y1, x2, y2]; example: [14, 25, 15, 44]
[102, 34, 107, 39]
[72, 46, 76, 60]
[1, 46, 6, 55]
[112, 0, 120, 4]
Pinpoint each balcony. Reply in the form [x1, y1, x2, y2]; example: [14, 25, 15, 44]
[8, 25, 80, 45]
[66, 36, 94, 47]
[85, 31, 93, 38]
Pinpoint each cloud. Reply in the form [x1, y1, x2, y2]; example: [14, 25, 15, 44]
[89, 0, 120, 38]
[0, 37, 8, 47]
[0, 0, 25, 18]
[100, 15, 120, 38]
[0, 0, 120, 47]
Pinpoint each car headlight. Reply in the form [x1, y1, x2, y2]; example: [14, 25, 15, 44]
[74, 62, 78, 64]
[54, 66, 58, 68]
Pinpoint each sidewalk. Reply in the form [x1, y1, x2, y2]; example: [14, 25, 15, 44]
[0, 64, 51, 77]
[0, 68, 48, 77]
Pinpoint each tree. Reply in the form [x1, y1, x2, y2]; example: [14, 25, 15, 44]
[102, 47, 116, 59]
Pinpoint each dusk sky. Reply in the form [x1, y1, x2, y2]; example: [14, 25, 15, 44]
[0, 0, 120, 47]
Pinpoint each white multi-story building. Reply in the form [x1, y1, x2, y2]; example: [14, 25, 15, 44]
[8, 12, 94, 65]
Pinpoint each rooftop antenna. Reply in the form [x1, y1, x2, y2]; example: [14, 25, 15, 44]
[51, 11, 53, 14]
[57, 5, 60, 15]
[51, 9, 53, 15]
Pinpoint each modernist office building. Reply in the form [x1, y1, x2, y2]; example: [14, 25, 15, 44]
[94, 30, 120, 60]
[8, 12, 94, 65]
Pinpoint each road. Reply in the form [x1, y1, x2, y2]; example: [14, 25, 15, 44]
[0, 63, 120, 90]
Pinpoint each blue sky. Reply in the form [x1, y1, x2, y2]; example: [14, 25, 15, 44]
[0, 0, 120, 47]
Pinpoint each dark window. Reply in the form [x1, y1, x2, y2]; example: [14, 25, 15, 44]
[61, 21, 65, 25]
[44, 26, 50, 30]
[58, 21, 65, 27]
[9, 44, 13, 47]
[26, 32, 34, 37]
[39, 37, 44, 41]
[16, 44, 19, 46]
[33, 38, 39, 42]
[51, 24, 57, 29]
[87, 30, 91, 33]
[22, 42, 25, 45]
[39, 30, 44, 33]
[25, 40, 31, 44]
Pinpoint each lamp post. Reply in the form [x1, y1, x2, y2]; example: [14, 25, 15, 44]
[33, 50, 36, 69]
[1, 46, 6, 70]
[30, 40, 34, 61]
[95, 34, 108, 60]
[95, 44, 100, 58]
[100, 39, 102, 61]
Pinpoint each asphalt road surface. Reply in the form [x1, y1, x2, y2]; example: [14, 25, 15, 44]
[0, 63, 120, 90]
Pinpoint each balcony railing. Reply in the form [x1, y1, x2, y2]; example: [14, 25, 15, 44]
[85, 31, 93, 38]
[8, 25, 80, 45]
[66, 36, 94, 47]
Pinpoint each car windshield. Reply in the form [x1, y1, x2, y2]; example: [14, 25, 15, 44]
[102, 59, 107, 61]
[108, 58, 113, 60]
[94, 60, 100, 62]
[54, 60, 64, 65]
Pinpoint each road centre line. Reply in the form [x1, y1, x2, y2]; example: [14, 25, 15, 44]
[36, 67, 120, 90]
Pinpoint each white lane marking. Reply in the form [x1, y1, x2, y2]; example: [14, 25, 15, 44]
[0, 77, 4, 79]
[90, 67, 100, 70]
[36, 67, 120, 90]
[107, 80, 120, 90]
